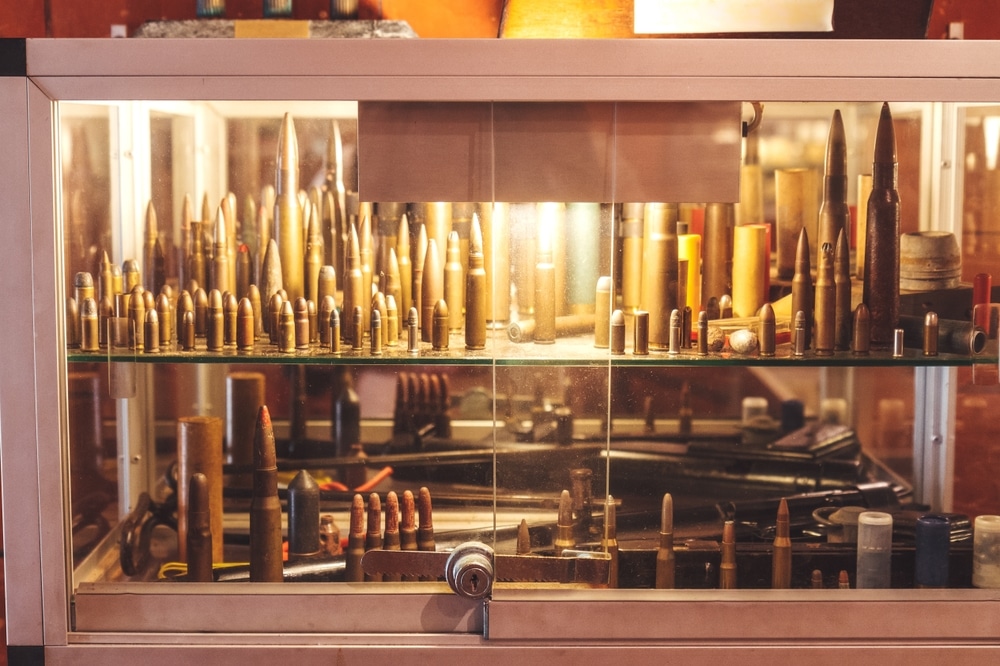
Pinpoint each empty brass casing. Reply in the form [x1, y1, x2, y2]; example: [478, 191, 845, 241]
[594, 276, 612, 349]
[633, 310, 649, 356]
[731, 224, 767, 319]
[482, 204, 511, 325]
[226, 371, 265, 489]
[610, 309, 626, 355]
[702, 203, 734, 307]
[776, 167, 819, 278]
[177, 415, 224, 564]
[621, 203, 644, 314]
[641, 203, 679, 349]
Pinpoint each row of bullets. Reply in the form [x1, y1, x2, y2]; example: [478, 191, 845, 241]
[183, 402, 439, 582]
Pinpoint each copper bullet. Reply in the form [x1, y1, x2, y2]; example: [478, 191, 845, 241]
[249, 406, 283, 582]
[852, 303, 871, 355]
[128, 285, 145, 350]
[185, 472, 213, 583]
[465, 215, 487, 350]
[383, 492, 402, 582]
[923, 311, 939, 356]
[287, 470, 321, 560]
[516, 518, 531, 556]
[343, 223, 363, 346]
[864, 103, 901, 350]
[267, 291, 284, 345]
[346, 494, 366, 583]
[279, 299, 295, 353]
[791, 228, 813, 349]
[365, 493, 383, 582]
[417, 486, 435, 553]
[432, 299, 449, 351]
[834, 229, 852, 351]
[181, 310, 196, 350]
[814, 241, 835, 356]
[720, 519, 737, 590]
[602, 495, 619, 588]
[421, 239, 443, 343]
[554, 489, 575, 557]
[178, 416, 224, 564]
[759, 302, 776, 357]
[772, 497, 792, 589]
[143, 309, 160, 353]
[274, 113, 304, 303]
[839, 570, 851, 589]
[224, 292, 238, 347]
[811, 569, 824, 589]
[655, 493, 676, 589]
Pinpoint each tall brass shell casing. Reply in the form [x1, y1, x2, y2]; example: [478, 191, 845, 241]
[177, 416, 224, 564]
[702, 203, 733, 307]
[250, 406, 283, 582]
[641, 203, 679, 348]
[818, 110, 851, 254]
[274, 112, 304, 303]
[465, 216, 487, 350]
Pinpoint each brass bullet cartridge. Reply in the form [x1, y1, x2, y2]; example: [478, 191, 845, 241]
[80, 297, 99, 352]
[621, 203, 644, 314]
[186, 472, 213, 583]
[188, 220, 206, 293]
[702, 202, 734, 307]
[365, 491, 383, 579]
[142, 288, 155, 316]
[697, 310, 709, 355]
[432, 299, 449, 351]
[396, 214, 413, 316]
[207, 289, 224, 352]
[343, 224, 363, 346]
[275, 113, 304, 303]
[897, 314, 986, 355]
[610, 309, 626, 355]
[212, 205, 230, 295]
[224, 292, 238, 347]
[308, 298, 318, 343]
[99, 250, 115, 304]
[267, 291, 283, 345]
[417, 486, 436, 553]
[834, 229, 852, 351]
[852, 304, 871, 356]
[720, 519, 737, 590]
[181, 310, 196, 351]
[406, 307, 419, 354]
[260, 185, 275, 257]
[370, 309, 383, 355]
[814, 241, 836, 356]
[811, 569, 824, 589]
[236, 297, 255, 351]
[377, 203, 404, 277]
[319, 295, 335, 346]
[128, 285, 145, 350]
[864, 103, 901, 350]
[144, 309, 160, 353]
[594, 276, 612, 348]
[318, 265, 337, 311]
[413, 224, 428, 331]
[401, 488, 418, 549]
[923, 311, 939, 356]
[123, 259, 141, 296]
[385, 248, 402, 320]
[534, 219, 557, 345]
[386, 295, 399, 347]
[759, 302, 776, 357]
[633, 310, 649, 356]
[279, 299, 295, 353]
[732, 224, 768, 318]
[682, 305, 693, 350]
[294, 297, 309, 350]
[422, 239, 443, 343]
[718, 294, 733, 319]
[243, 192, 258, 258]
[330, 307, 342, 354]
[668, 308, 681, 355]
[74, 272, 95, 330]
[383, 492, 402, 582]
[305, 207, 323, 308]
[444, 231, 464, 332]
[288, 470, 321, 560]
[351, 306, 364, 351]
[143, 201, 165, 295]
[155, 293, 172, 348]
[819, 110, 851, 256]
[465, 214, 487, 351]
[259, 239, 283, 334]
[772, 497, 792, 589]
[893, 328, 905, 357]
[655, 493, 676, 589]
[249, 406, 282, 582]
[791, 228, 813, 349]
[641, 203, 679, 348]
[839, 570, 851, 589]
[373, 291, 388, 348]
[554, 489, 576, 557]
[346, 494, 366, 583]
[602, 494, 619, 588]
[793, 310, 806, 357]
[192, 287, 208, 338]
[359, 214, 374, 335]
[178, 415, 224, 564]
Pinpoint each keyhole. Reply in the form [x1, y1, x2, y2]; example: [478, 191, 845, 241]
[469, 573, 479, 591]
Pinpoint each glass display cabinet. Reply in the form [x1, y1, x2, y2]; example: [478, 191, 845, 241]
[2, 37, 1000, 661]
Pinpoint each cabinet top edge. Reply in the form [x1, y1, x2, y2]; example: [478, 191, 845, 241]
[24, 38, 1000, 81]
